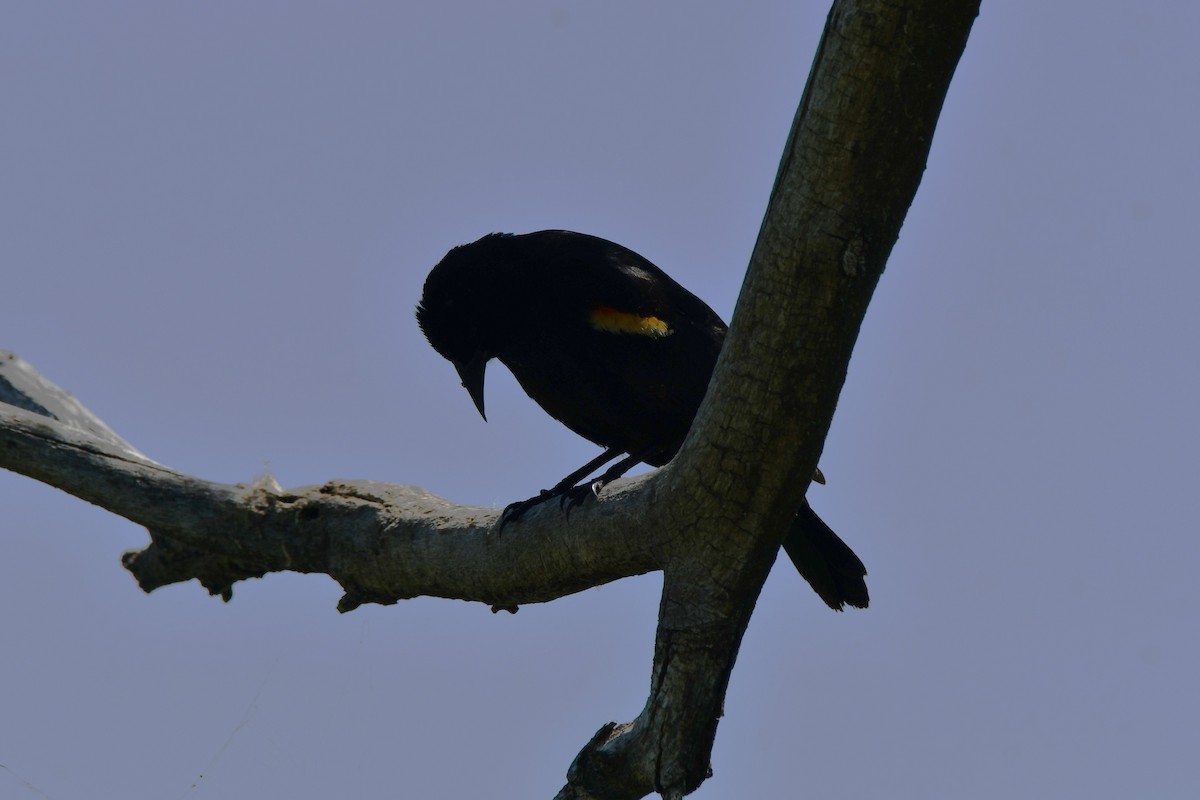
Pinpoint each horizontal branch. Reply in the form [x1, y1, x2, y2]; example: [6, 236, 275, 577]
[0, 351, 663, 611]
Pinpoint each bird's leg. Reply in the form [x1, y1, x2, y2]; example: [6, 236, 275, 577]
[558, 449, 653, 513]
[499, 447, 626, 528]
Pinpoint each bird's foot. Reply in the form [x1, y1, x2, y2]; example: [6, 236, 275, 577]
[558, 481, 604, 516]
[499, 489, 557, 530]
[497, 481, 605, 530]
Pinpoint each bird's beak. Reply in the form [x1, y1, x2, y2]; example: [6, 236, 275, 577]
[453, 353, 489, 422]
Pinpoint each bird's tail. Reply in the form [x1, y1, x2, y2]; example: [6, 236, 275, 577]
[783, 503, 869, 610]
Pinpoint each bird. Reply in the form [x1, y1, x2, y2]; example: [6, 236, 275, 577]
[416, 230, 868, 610]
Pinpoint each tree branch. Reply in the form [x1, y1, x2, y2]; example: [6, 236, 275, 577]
[557, 1, 979, 796]
[1, 1, 978, 797]
[0, 352, 663, 610]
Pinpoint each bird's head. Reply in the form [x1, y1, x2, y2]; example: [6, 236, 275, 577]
[415, 234, 517, 421]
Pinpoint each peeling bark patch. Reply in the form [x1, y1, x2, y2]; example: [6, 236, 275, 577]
[841, 234, 868, 277]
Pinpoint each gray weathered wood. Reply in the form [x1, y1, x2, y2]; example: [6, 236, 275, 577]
[1, 350, 152, 461]
[0, 392, 663, 608]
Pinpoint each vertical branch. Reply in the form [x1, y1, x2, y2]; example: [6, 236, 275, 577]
[561, 1, 979, 796]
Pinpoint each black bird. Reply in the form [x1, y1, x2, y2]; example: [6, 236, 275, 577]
[416, 230, 867, 610]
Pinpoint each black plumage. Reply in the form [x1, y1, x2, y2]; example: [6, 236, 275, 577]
[417, 230, 867, 609]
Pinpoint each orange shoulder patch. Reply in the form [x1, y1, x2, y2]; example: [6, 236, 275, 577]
[588, 306, 672, 337]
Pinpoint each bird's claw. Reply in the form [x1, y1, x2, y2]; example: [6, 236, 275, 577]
[558, 481, 602, 516]
[498, 489, 554, 530]
[498, 482, 603, 530]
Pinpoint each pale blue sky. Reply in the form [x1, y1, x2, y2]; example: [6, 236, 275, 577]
[3, 2, 1197, 798]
